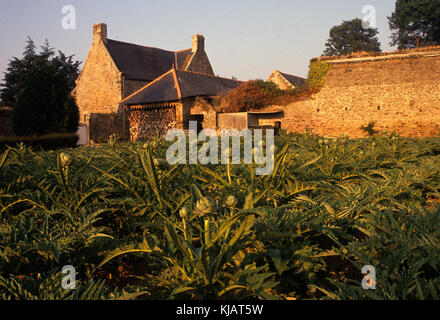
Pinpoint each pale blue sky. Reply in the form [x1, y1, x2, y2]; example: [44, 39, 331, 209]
[0, 0, 396, 81]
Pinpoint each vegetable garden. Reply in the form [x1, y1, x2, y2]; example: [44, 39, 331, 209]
[1, 131, 440, 300]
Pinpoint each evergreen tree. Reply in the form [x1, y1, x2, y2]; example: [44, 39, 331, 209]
[323, 18, 382, 56]
[8, 39, 80, 136]
[55, 51, 82, 92]
[0, 37, 37, 106]
[389, 0, 440, 49]
[0, 38, 81, 106]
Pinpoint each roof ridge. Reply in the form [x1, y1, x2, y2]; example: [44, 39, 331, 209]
[172, 69, 182, 99]
[175, 48, 192, 53]
[120, 69, 174, 104]
[278, 70, 304, 78]
[176, 69, 244, 83]
[107, 38, 186, 54]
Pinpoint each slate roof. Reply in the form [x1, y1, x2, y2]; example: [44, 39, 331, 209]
[121, 69, 243, 105]
[277, 70, 306, 87]
[105, 39, 193, 81]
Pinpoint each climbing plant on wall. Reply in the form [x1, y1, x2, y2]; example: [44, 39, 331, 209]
[307, 61, 333, 90]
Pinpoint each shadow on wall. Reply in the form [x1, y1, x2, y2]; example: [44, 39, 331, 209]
[89, 112, 128, 143]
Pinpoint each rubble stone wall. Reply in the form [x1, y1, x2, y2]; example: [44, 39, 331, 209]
[279, 48, 440, 137]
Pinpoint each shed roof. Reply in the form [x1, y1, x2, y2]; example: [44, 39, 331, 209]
[122, 69, 243, 105]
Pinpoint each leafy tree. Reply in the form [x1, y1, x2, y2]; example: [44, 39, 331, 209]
[388, 0, 440, 49]
[12, 53, 79, 136]
[323, 18, 382, 56]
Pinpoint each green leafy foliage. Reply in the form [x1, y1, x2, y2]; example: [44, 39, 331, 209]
[1, 133, 440, 300]
[323, 18, 382, 56]
[12, 54, 79, 136]
[307, 61, 333, 89]
[1, 38, 80, 109]
[389, 0, 440, 49]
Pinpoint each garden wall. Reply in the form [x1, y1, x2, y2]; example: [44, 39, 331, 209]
[89, 112, 128, 143]
[217, 112, 249, 130]
[281, 47, 440, 137]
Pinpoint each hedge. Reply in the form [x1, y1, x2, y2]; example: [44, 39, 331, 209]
[0, 133, 79, 151]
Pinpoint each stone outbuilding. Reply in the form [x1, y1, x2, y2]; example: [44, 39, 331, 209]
[73, 23, 215, 143]
[267, 69, 306, 90]
[121, 69, 243, 141]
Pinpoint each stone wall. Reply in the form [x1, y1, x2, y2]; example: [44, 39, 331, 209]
[89, 112, 128, 143]
[189, 97, 217, 129]
[74, 36, 122, 120]
[128, 107, 176, 141]
[217, 113, 249, 130]
[185, 35, 215, 75]
[0, 107, 12, 137]
[267, 72, 295, 90]
[251, 112, 284, 127]
[280, 48, 440, 137]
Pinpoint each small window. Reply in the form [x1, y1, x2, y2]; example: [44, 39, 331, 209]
[377, 106, 381, 111]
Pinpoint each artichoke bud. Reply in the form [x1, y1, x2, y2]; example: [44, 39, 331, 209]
[225, 195, 238, 207]
[195, 197, 217, 217]
[179, 207, 189, 219]
[60, 152, 72, 167]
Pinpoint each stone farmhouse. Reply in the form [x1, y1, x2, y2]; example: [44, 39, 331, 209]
[73, 23, 440, 142]
[73, 23, 239, 142]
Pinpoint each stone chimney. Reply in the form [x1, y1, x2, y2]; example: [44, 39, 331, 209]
[93, 23, 108, 44]
[192, 34, 205, 53]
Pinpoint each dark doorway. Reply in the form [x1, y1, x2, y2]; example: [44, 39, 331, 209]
[187, 114, 204, 133]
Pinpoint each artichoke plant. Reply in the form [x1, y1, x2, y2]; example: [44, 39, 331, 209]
[153, 158, 169, 170]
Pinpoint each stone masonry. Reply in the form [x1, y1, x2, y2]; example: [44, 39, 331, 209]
[185, 35, 215, 75]
[279, 48, 440, 137]
[73, 23, 216, 143]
